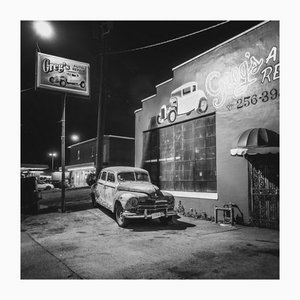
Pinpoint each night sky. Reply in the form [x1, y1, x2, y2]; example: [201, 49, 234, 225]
[21, 20, 262, 166]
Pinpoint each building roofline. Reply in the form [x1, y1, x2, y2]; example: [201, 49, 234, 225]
[155, 78, 173, 88]
[134, 108, 143, 114]
[107, 134, 134, 140]
[68, 135, 134, 148]
[172, 21, 269, 71]
[68, 138, 96, 148]
[141, 94, 156, 103]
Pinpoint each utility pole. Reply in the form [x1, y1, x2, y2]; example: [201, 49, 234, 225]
[61, 93, 67, 213]
[95, 22, 111, 178]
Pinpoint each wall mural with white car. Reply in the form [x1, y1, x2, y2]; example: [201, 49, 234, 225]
[156, 81, 209, 125]
[155, 42, 279, 127]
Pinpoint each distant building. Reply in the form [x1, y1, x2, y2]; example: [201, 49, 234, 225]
[66, 135, 135, 187]
[21, 164, 49, 178]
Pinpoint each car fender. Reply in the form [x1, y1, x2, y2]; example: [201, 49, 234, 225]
[196, 89, 207, 100]
[113, 191, 145, 212]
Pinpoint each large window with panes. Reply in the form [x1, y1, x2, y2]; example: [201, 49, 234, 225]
[143, 114, 216, 192]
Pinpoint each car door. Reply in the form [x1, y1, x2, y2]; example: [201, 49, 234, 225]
[105, 172, 117, 211]
[95, 171, 107, 206]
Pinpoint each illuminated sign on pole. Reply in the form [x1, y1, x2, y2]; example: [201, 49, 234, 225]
[36, 52, 90, 97]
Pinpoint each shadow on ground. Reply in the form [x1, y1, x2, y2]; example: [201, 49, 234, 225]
[95, 205, 196, 232]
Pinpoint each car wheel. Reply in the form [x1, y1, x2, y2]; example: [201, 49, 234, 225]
[159, 216, 173, 225]
[45, 186, 51, 190]
[91, 194, 97, 208]
[60, 80, 67, 87]
[156, 114, 163, 125]
[80, 81, 85, 88]
[49, 77, 54, 83]
[168, 110, 176, 123]
[196, 97, 208, 114]
[115, 202, 128, 228]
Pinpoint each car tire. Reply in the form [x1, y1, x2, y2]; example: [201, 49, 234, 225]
[80, 81, 85, 88]
[159, 216, 173, 225]
[115, 202, 128, 228]
[156, 114, 163, 125]
[60, 80, 67, 87]
[45, 186, 51, 190]
[49, 77, 54, 83]
[196, 97, 208, 114]
[168, 110, 176, 123]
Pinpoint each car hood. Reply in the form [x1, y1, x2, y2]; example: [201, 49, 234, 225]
[117, 181, 160, 195]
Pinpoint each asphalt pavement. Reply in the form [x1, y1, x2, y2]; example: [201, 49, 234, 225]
[21, 191, 279, 279]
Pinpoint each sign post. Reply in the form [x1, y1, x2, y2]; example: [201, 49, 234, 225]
[36, 53, 90, 212]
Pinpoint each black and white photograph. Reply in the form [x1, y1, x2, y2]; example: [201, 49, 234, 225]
[2, 0, 299, 298]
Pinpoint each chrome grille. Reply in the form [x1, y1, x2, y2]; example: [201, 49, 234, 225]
[136, 199, 168, 213]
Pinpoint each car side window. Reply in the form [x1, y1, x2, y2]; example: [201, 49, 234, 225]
[100, 171, 107, 181]
[183, 86, 191, 95]
[107, 172, 115, 183]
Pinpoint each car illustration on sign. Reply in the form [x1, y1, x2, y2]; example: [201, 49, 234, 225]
[90, 166, 177, 227]
[157, 81, 208, 124]
[49, 71, 86, 88]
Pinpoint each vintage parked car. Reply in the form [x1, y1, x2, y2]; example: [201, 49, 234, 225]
[37, 181, 54, 191]
[90, 166, 177, 227]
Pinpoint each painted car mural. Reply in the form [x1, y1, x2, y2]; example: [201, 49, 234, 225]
[157, 81, 208, 124]
[90, 166, 177, 227]
[49, 71, 85, 88]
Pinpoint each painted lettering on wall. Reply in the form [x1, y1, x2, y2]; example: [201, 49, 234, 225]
[205, 47, 279, 109]
[261, 46, 280, 83]
[226, 88, 279, 111]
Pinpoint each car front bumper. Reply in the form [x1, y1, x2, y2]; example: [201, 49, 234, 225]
[122, 209, 177, 220]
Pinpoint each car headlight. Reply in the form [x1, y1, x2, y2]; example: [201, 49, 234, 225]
[167, 197, 175, 208]
[125, 198, 139, 211]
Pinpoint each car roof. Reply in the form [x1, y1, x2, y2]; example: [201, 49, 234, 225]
[171, 81, 197, 94]
[101, 166, 148, 173]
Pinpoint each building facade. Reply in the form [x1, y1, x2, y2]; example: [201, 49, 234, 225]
[67, 135, 135, 187]
[135, 21, 279, 228]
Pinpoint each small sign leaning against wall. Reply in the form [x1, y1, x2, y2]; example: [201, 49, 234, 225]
[35, 52, 90, 97]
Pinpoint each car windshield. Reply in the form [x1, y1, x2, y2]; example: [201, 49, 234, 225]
[117, 172, 149, 182]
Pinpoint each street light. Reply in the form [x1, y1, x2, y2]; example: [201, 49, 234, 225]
[70, 134, 80, 142]
[33, 21, 54, 39]
[32, 21, 54, 52]
[49, 152, 57, 171]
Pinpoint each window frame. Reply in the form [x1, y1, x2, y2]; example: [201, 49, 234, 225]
[143, 113, 216, 193]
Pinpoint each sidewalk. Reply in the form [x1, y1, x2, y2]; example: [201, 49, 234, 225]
[21, 231, 81, 279]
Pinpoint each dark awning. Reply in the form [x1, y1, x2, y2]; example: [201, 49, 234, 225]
[230, 128, 279, 156]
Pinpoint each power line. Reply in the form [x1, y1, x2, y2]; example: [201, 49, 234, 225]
[106, 21, 230, 55]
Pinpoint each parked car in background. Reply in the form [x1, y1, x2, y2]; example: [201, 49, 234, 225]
[37, 181, 54, 191]
[90, 166, 177, 227]
[51, 180, 70, 189]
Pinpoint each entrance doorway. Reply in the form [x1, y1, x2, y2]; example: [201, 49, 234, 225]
[248, 154, 279, 229]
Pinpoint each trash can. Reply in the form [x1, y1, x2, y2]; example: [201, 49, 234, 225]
[21, 177, 40, 214]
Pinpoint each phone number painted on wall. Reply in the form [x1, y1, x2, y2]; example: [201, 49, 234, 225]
[226, 88, 279, 111]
